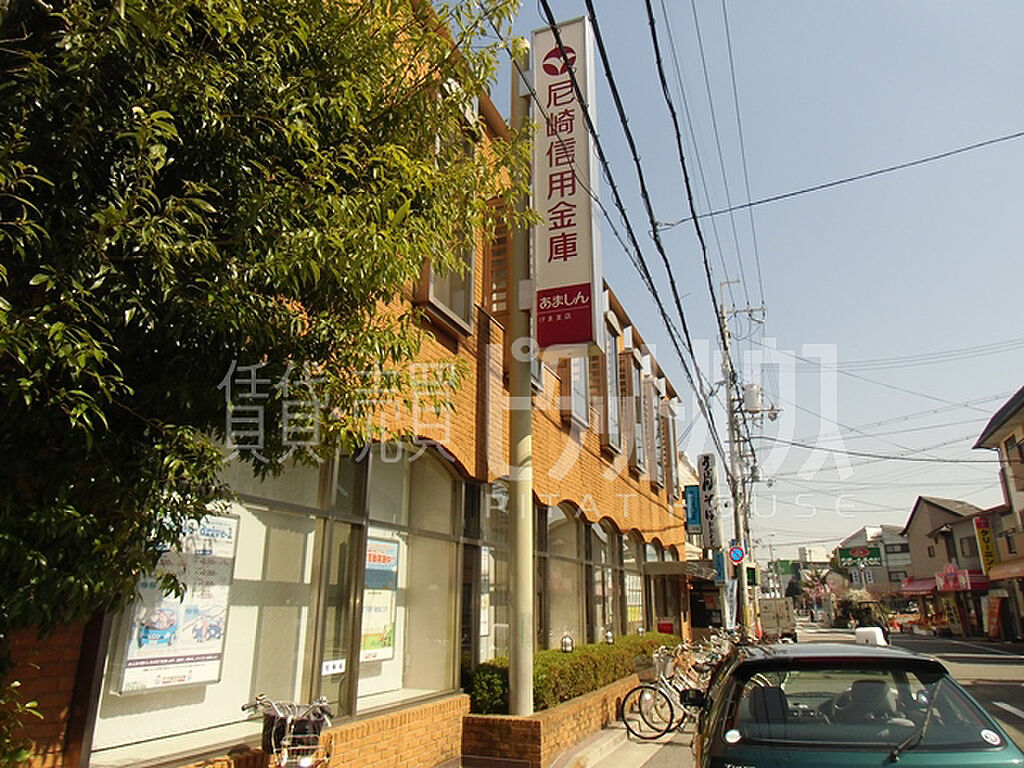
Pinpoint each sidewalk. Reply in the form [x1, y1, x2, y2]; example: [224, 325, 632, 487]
[553, 719, 694, 768]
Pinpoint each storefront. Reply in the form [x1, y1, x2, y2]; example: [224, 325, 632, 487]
[86, 445, 685, 766]
[985, 557, 1024, 640]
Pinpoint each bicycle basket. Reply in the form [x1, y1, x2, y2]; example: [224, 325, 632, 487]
[261, 706, 329, 758]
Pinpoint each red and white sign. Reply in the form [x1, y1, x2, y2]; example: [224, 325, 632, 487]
[532, 18, 602, 352]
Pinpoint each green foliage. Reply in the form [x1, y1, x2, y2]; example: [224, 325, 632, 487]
[469, 633, 680, 714]
[0, 0, 529, 755]
[0, 680, 41, 766]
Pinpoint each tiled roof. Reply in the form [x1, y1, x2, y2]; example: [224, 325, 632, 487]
[974, 384, 1024, 448]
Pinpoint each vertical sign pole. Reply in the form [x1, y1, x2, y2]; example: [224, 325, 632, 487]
[508, 47, 535, 717]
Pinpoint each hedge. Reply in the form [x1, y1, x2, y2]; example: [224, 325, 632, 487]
[469, 633, 680, 714]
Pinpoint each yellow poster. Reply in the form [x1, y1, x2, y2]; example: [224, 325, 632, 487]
[974, 517, 997, 574]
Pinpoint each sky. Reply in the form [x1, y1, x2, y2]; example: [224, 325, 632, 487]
[491, 1, 1024, 559]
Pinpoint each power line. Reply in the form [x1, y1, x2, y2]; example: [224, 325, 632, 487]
[720, 0, 766, 309]
[754, 435, 999, 464]
[790, 337, 1024, 373]
[685, 0, 750, 309]
[656, 128, 1024, 229]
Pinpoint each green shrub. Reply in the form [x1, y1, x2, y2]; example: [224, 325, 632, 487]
[468, 633, 679, 714]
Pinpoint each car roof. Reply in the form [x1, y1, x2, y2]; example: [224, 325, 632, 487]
[731, 642, 947, 671]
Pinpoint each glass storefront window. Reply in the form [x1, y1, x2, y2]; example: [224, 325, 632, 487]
[357, 528, 457, 713]
[549, 506, 579, 558]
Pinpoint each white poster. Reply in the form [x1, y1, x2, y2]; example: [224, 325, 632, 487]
[360, 537, 399, 662]
[118, 514, 238, 693]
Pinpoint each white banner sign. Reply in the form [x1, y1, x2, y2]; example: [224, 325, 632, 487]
[698, 453, 723, 551]
[531, 17, 602, 352]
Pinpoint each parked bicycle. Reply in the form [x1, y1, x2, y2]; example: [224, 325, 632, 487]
[242, 694, 333, 767]
[620, 635, 734, 740]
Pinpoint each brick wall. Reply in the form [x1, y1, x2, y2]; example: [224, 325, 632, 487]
[7, 624, 85, 768]
[322, 695, 468, 768]
[462, 675, 639, 768]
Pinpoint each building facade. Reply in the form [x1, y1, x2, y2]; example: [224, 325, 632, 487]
[838, 525, 910, 598]
[14, 90, 698, 768]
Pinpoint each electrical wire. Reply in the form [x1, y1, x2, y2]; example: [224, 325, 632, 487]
[720, 0, 766, 309]
[656, 128, 1024, 229]
[754, 435, 1000, 464]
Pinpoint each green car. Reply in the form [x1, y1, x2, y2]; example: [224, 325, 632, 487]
[684, 642, 1024, 767]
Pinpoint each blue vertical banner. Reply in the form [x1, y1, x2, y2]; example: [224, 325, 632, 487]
[713, 551, 727, 585]
[684, 485, 702, 535]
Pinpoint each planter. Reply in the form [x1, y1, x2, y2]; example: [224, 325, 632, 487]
[462, 675, 640, 768]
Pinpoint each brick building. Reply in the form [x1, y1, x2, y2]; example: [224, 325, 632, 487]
[14, 86, 697, 768]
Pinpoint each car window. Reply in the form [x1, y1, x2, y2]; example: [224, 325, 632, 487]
[725, 665, 1001, 750]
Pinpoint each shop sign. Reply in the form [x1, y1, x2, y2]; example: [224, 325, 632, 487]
[361, 538, 400, 662]
[117, 514, 239, 693]
[531, 17, 602, 352]
[837, 546, 882, 568]
[712, 550, 726, 586]
[698, 453, 723, 551]
[974, 516, 997, 574]
[684, 484, 702, 535]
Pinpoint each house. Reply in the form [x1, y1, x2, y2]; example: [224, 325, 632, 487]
[974, 384, 1024, 639]
[837, 525, 910, 600]
[899, 497, 1001, 636]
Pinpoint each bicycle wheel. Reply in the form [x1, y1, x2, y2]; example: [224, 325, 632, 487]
[621, 684, 674, 740]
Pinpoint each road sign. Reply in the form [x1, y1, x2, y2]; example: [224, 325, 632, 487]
[728, 545, 745, 565]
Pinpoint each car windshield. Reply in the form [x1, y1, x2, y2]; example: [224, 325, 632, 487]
[725, 664, 1002, 750]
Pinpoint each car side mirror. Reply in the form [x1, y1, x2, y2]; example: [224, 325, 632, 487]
[681, 688, 706, 708]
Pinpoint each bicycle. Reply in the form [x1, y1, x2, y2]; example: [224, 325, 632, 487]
[242, 694, 333, 767]
[621, 646, 692, 740]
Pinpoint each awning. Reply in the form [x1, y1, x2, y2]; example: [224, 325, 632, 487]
[900, 578, 936, 596]
[989, 557, 1024, 582]
[644, 560, 717, 580]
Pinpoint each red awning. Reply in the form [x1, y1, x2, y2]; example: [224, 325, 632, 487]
[963, 570, 990, 591]
[900, 578, 935, 596]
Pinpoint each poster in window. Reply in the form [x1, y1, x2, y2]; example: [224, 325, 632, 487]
[480, 546, 491, 637]
[117, 514, 239, 693]
[361, 537, 400, 662]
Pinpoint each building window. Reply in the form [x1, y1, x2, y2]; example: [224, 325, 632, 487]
[650, 387, 665, 488]
[888, 570, 908, 582]
[569, 358, 593, 430]
[622, 534, 644, 634]
[1008, 534, 1018, 555]
[91, 447, 465, 762]
[665, 401, 680, 500]
[959, 536, 979, 559]
[630, 356, 646, 473]
[885, 543, 910, 554]
[463, 482, 510, 667]
[927, 545, 936, 558]
[417, 245, 474, 334]
[603, 322, 622, 452]
[1005, 436, 1024, 491]
[586, 520, 619, 642]
[545, 504, 583, 649]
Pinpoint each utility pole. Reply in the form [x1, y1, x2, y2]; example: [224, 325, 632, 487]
[720, 301, 748, 635]
[719, 291, 770, 637]
[507, 46, 534, 716]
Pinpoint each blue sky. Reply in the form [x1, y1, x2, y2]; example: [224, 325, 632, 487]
[494, 2, 1024, 557]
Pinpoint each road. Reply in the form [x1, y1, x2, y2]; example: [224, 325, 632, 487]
[590, 619, 1024, 768]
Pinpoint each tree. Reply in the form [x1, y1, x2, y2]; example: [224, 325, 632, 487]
[0, 0, 527, 754]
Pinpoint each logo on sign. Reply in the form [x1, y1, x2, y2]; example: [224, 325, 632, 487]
[849, 547, 869, 557]
[543, 46, 576, 75]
